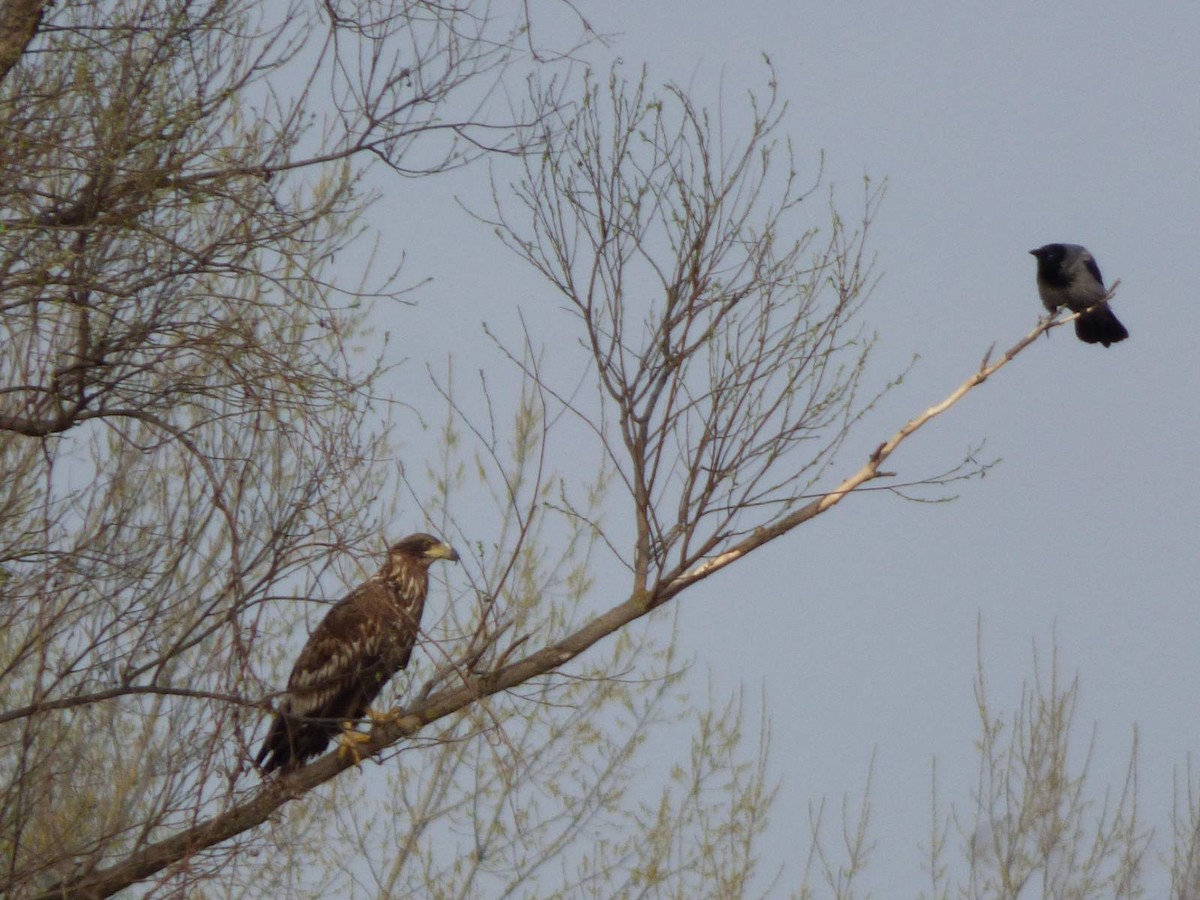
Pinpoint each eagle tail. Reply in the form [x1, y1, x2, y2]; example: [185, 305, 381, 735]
[256, 716, 293, 773]
[257, 713, 340, 774]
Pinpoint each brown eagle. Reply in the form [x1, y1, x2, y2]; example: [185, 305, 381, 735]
[256, 533, 459, 773]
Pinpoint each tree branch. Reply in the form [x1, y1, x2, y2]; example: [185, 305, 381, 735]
[660, 309, 1075, 599]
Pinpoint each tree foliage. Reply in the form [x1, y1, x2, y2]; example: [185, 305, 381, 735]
[0, 0, 587, 894]
[1, 2, 1191, 898]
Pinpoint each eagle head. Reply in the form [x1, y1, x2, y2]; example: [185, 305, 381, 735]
[387, 532, 460, 570]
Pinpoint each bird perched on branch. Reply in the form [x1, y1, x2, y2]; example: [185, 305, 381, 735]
[1029, 243, 1128, 347]
[256, 533, 460, 774]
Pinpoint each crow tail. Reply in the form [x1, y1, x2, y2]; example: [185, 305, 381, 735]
[1075, 304, 1129, 347]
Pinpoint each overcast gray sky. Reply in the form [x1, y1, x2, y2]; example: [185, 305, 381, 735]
[366, 1, 1200, 892]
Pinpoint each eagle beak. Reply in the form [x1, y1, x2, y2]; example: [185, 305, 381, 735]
[427, 542, 460, 563]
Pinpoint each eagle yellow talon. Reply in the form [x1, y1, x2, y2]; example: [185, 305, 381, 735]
[336, 723, 373, 768]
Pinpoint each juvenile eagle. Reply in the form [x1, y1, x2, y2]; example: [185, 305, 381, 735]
[256, 533, 459, 773]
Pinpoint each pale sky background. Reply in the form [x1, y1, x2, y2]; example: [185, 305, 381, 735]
[360, 1, 1200, 893]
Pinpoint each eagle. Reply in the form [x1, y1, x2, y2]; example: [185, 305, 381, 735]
[256, 533, 460, 773]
